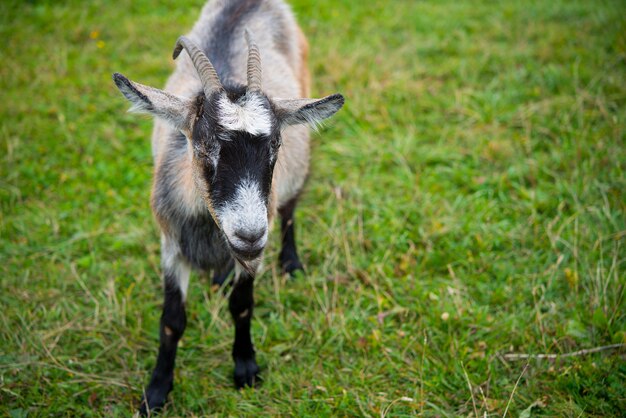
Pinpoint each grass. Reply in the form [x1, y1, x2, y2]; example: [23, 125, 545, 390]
[1, 0, 625, 416]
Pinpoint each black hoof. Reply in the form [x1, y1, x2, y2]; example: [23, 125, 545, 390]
[280, 254, 304, 277]
[234, 357, 261, 389]
[139, 381, 172, 416]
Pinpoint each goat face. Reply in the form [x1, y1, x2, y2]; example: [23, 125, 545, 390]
[191, 89, 280, 261]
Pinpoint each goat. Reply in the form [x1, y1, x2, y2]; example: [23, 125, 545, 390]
[112, 0, 344, 414]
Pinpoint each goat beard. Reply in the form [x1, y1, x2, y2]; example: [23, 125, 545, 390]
[234, 255, 259, 277]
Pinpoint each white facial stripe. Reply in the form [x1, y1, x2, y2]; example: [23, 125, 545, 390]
[217, 179, 268, 250]
[217, 94, 272, 136]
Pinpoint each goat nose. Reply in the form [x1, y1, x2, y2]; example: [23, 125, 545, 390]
[235, 229, 265, 246]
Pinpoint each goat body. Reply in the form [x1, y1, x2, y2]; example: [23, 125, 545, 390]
[112, 0, 343, 414]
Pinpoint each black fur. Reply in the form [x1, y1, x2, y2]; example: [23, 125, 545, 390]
[212, 258, 234, 286]
[278, 196, 304, 275]
[203, 0, 263, 83]
[140, 277, 187, 416]
[228, 272, 260, 388]
[179, 211, 231, 271]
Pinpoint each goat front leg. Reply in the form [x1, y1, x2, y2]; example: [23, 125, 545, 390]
[140, 240, 190, 416]
[278, 197, 304, 276]
[229, 265, 260, 388]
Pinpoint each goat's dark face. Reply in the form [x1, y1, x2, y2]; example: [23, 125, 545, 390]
[191, 89, 281, 261]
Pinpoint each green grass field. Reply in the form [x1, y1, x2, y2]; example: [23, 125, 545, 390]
[1, 0, 625, 416]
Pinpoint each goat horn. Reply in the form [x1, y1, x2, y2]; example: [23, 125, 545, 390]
[173, 36, 222, 96]
[244, 29, 262, 92]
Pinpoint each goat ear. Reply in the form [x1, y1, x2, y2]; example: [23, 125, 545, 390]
[113, 72, 194, 132]
[274, 94, 344, 128]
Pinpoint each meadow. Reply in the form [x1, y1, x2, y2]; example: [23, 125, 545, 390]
[1, 0, 625, 416]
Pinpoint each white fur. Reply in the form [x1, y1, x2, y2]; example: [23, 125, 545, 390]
[161, 235, 192, 300]
[218, 93, 272, 136]
[217, 179, 268, 251]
